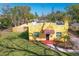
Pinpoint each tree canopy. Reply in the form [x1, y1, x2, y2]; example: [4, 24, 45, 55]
[66, 4, 79, 22]
[0, 4, 79, 29]
[0, 5, 37, 29]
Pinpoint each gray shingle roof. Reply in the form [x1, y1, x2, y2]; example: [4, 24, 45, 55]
[71, 23, 79, 26]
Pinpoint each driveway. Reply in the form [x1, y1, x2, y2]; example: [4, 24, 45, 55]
[69, 32, 79, 48]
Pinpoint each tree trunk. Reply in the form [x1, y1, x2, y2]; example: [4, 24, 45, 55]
[0, 30, 1, 37]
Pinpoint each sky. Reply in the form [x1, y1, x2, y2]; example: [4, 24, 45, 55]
[0, 3, 76, 16]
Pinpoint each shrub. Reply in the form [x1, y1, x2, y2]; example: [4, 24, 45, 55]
[0, 18, 12, 29]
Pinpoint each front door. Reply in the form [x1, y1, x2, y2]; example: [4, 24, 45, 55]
[44, 29, 54, 40]
[46, 34, 50, 40]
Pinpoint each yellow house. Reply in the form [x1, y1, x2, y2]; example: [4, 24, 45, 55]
[12, 16, 69, 42]
[12, 24, 28, 32]
[28, 16, 69, 42]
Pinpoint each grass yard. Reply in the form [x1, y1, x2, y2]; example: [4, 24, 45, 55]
[0, 31, 79, 56]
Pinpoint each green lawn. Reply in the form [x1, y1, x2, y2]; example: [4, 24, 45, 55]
[0, 32, 79, 56]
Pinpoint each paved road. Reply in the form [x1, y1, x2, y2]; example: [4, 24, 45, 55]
[69, 33, 79, 48]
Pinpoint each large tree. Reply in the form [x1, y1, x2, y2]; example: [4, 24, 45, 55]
[10, 6, 31, 26]
[1, 5, 36, 27]
[67, 4, 79, 22]
[0, 4, 12, 29]
[47, 10, 65, 22]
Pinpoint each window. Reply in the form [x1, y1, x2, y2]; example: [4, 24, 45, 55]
[56, 32, 62, 39]
[33, 32, 40, 37]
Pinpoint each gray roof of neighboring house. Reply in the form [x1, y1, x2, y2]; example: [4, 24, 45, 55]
[32, 17, 50, 23]
[71, 23, 79, 27]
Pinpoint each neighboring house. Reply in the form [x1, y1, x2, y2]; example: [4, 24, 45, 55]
[31, 17, 50, 23]
[70, 23, 79, 31]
